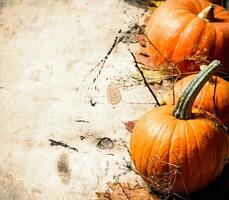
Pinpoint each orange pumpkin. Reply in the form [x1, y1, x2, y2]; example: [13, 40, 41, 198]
[130, 60, 228, 194]
[171, 67, 229, 126]
[145, 0, 229, 74]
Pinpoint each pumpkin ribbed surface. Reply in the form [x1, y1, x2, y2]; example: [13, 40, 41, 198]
[130, 106, 228, 193]
[145, 0, 229, 73]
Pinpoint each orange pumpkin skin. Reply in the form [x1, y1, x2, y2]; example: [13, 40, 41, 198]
[145, 0, 229, 73]
[173, 75, 229, 126]
[130, 61, 228, 194]
[130, 106, 228, 194]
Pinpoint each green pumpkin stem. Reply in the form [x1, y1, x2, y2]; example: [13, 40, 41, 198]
[198, 3, 215, 22]
[200, 65, 214, 83]
[173, 60, 222, 120]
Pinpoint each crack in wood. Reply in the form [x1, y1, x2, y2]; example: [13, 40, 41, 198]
[49, 139, 78, 152]
[75, 119, 90, 123]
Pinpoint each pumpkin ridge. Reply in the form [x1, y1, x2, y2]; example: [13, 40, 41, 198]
[188, 119, 202, 187]
[136, 112, 159, 173]
[215, 8, 229, 17]
[167, 119, 181, 179]
[131, 121, 145, 169]
[195, 21, 216, 61]
[197, 81, 208, 110]
[189, 115, 221, 188]
[132, 110, 168, 174]
[196, 0, 205, 13]
[196, 20, 208, 44]
[201, 121, 217, 189]
[214, 24, 228, 65]
[144, 124, 164, 176]
[208, 118, 228, 178]
[167, 120, 189, 192]
[208, 120, 225, 182]
[208, 23, 217, 62]
[171, 17, 205, 65]
[169, 13, 196, 64]
[210, 121, 225, 179]
[138, 123, 159, 175]
[145, 116, 175, 177]
[146, 8, 196, 65]
[132, 122, 147, 171]
[199, 116, 220, 185]
[170, 16, 195, 62]
[182, 119, 189, 191]
[190, 0, 201, 14]
[154, 118, 177, 176]
[132, 117, 154, 166]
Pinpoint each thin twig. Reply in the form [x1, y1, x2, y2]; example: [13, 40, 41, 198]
[177, 171, 190, 200]
[213, 77, 218, 116]
[130, 51, 160, 106]
[89, 34, 120, 75]
[122, 150, 188, 200]
[172, 66, 176, 105]
[113, 176, 131, 200]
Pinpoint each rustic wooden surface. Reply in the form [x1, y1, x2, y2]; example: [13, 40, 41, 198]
[0, 0, 159, 199]
[0, 1, 227, 199]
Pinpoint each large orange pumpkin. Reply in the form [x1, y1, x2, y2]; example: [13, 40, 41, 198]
[130, 60, 228, 194]
[171, 67, 229, 126]
[145, 0, 229, 74]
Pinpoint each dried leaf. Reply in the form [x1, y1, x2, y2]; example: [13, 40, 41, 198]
[107, 82, 122, 105]
[148, 0, 165, 11]
[123, 120, 137, 132]
[96, 182, 161, 200]
[131, 69, 163, 84]
[153, 1, 165, 7]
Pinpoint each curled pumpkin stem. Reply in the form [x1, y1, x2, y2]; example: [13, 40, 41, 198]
[198, 3, 215, 22]
[173, 60, 222, 119]
[200, 64, 214, 83]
